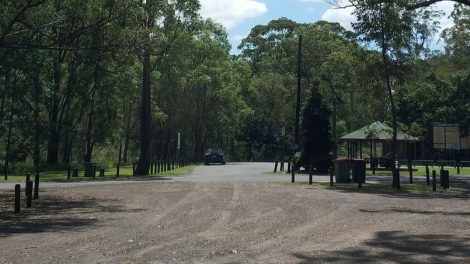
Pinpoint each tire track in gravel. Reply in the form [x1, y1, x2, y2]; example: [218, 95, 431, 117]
[128, 182, 237, 261]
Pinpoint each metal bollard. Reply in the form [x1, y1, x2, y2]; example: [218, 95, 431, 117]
[26, 181, 33, 208]
[15, 184, 20, 213]
[432, 170, 436, 191]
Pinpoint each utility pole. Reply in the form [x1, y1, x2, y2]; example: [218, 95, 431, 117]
[293, 35, 302, 183]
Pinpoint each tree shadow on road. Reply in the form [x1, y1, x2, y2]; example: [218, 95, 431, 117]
[292, 231, 470, 263]
[359, 208, 470, 217]
[0, 190, 145, 237]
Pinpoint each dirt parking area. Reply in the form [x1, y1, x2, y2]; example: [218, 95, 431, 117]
[1, 164, 470, 263]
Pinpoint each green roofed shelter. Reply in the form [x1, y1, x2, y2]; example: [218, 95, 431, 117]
[341, 121, 418, 142]
[339, 121, 419, 161]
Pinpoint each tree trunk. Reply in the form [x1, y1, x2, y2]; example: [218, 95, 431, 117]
[135, 51, 152, 175]
[122, 104, 132, 163]
[47, 55, 61, 165]
[380, 5, 399, 189]
[84, 88, 95, 163]
[4, 71, 13, 180]
[33, 71, 41, 176]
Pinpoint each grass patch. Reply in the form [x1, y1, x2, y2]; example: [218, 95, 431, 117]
[272, 181, 466, 196]
[1, 165, 196, 183]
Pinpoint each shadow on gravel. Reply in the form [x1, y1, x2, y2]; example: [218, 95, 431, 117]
[49, 176, 173, 183]
[359, 208, 470, 217]
[0, 190, 144, 237]
[293, 231, 470, 263]
[328, 180, 470, 200]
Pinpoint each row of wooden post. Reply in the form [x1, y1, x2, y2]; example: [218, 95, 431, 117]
[14, 173, 40, 213]
[133, 160, 188, 176]
[277, 161, 452, 192]
[273, 161, 291, 173]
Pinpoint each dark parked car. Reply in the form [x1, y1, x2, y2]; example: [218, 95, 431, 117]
[204, 148, 226, 165]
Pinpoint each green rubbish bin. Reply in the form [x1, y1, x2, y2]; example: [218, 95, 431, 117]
[351, 159, 366, 183]
[334, 159, 351, 183]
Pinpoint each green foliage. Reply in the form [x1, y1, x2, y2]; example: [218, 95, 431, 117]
[300, 86, 333, 171]
[0, 0, 468, 172]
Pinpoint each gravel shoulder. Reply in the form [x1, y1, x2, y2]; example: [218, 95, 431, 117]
[1, 163, 470, 263]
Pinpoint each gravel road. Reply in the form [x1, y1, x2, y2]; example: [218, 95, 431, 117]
[1, 163, 470, 263]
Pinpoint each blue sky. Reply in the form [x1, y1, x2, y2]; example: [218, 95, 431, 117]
[199, 0, 455, 54]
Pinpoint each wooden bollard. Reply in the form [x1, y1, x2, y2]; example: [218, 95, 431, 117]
[309, 166, 313, 185]
[15, 184, 21, 213]
[26, 181, 33, 208]
[358, 171, 363, 189]
[132, 163, 137, 176]
[440, 170, 444, 187]
[287, 162, 291, 173]
[442, 170, 449, 189]
[291, 164, 295, 183]
[372, 159, 376, 175]
[329, 167, 334, 187]
[408, 163, 413, 184]
[426, 165, 430, 185]
[274, 161, 278, 173]
[457, 162, 460, 175]
[25, 173, 30, 196]
[432, 170, 436, 191]
[67, 165, 71, 179]
[99, 168, 105, 177]
[33, 173, 39, 200]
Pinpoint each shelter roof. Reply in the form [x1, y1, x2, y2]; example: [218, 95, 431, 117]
[340, 121, 418, 142]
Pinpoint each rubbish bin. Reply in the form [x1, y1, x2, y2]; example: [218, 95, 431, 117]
[334, 159, 351, 183]
[351, 159, 366, 183]
[82, 162, 96, 177]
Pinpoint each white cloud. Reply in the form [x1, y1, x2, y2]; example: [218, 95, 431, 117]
[434, 1, 455, 34]
[298, 0, 324, 2]
[199, 0, 268, 29]
[320, 0, 355, 30]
